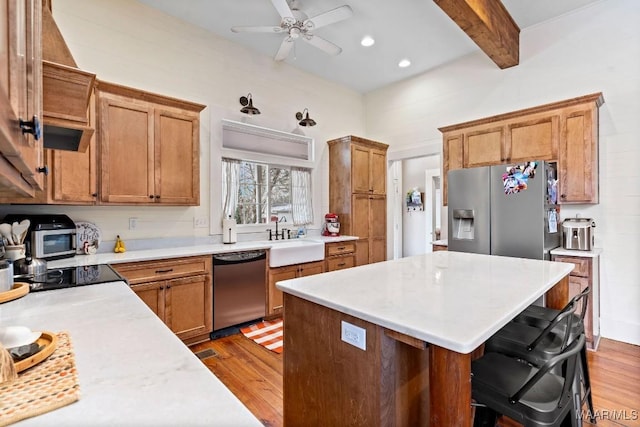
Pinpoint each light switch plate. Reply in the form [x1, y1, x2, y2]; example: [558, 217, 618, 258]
[341, 321, 366, 351]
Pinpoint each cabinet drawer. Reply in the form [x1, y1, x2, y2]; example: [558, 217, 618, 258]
[325, 241, 356, 257]
[553, 256, 590, 278]
[113, 256, 211, 284]
[326, 255, 355, 271]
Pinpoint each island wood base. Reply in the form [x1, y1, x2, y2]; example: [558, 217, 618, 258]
[282, 275, 569, 426]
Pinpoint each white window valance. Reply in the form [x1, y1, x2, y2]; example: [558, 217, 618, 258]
[221, 119, 314, 166]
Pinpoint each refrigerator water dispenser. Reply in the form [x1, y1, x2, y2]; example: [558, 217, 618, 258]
[452, 209, 475, 240]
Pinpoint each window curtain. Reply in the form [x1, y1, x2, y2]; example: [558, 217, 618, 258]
[221, 158, 240, 220]
[291, 168, 313, 225]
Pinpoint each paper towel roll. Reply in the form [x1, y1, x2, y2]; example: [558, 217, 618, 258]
[222, 216, 237, 244]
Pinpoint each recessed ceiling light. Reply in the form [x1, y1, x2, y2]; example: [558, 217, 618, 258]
[360, 36, 375, 47]
[398, 59, 411, 68]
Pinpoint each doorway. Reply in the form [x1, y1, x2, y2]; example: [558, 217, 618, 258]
[388, 153, 441, 259]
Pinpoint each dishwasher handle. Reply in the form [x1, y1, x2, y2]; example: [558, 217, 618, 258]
[213, 250, 266, 266]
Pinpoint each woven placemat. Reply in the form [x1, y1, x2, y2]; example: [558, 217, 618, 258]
[0, 332, 80, 426]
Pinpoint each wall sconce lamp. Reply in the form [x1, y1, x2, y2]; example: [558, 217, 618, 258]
[295, 108, 316, 127]
[239, 93, 261, 115]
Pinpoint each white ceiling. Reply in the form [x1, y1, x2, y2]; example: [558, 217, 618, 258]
[137, 0, 603, 94]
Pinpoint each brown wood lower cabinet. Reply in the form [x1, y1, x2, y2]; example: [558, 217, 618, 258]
[267, 260, 324, 317]
[113, 256, 212, 345]
[551, 254, 600, 350]
[325, 241, 356, 272]
[432, 244, 448, 252]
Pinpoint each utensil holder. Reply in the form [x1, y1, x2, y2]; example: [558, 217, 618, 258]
[4, 245, 25, 261]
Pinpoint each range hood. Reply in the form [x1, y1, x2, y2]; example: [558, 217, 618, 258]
[41, 2, 96, 152]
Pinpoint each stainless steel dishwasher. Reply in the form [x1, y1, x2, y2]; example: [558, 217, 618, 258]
[212, 250, 267, 331]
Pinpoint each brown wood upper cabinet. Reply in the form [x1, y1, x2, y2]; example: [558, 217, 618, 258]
[96, 81, 205, 206]
[0, 0, 45, 198]
[328, 135, 388, 266]
[351, 144, 386, 194]
[440, 93, 603, 206]
[0, 91, 98, 205]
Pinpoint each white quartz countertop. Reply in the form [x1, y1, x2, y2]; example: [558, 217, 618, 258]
[1, 283, 262, 426]
[550, 247, 602, 257]
[431, 239, 448, 246]
[277, 251, 574, 354]
[47, 235, 359, 269]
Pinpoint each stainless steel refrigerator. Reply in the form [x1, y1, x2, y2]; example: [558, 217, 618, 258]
[447, 161, 560, 260]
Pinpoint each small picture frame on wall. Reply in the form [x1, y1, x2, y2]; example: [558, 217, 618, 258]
[406, 189, 424, 211]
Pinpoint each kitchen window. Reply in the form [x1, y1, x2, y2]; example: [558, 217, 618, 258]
[222, 158, 313, 226]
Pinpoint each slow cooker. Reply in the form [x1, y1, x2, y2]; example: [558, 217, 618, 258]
[562, 218, 595, 251]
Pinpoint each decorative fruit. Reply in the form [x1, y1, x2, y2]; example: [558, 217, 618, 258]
[114, 235, 126, 253]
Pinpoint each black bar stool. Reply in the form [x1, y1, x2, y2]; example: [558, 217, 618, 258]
[472, 334, 586, 427]
[484, 288, 594, 425]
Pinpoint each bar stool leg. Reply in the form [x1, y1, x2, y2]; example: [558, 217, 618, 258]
[580, 346, 596, 423]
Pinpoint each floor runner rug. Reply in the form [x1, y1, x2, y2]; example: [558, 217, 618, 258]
[240, 319, 283, 354]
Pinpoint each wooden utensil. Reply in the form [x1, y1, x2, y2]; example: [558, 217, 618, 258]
[0, 224, 13, 246]
[11, 222, 19, 245]
[11, 221, 30, 245]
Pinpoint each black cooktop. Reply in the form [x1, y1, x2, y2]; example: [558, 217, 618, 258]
[21, 264, 126, 292]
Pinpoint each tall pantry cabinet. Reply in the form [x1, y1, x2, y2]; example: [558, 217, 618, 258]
[328, 136, 388, 266]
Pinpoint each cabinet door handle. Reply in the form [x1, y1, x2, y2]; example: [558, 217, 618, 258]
[159, 286, 164, 290]
[155, 195, 160, 199]
[166, 284, 171, 289]
[337, 263, 346, 267]
[149, 195, 155, 199]
[337, 246, 346, 250]
[36, 166, 49, 176]
[560, 194, 567, 199]
[155, 268, 174, 274]
[19, 115, 41, 140]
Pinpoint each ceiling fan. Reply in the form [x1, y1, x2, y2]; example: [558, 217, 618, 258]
[231, 0, 353, 61]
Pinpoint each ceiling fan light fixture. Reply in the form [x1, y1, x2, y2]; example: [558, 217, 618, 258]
[360, 36, 375, 47]
[398, 58, 411, 68]
[239, 93, 261, 115]
[296, 108, 317, 127]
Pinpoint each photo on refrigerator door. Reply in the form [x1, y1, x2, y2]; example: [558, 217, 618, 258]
[501, 161, 538, 195]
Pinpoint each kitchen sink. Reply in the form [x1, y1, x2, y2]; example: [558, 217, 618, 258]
[268, 239, 325, 267]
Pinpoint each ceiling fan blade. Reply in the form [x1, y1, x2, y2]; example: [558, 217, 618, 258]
[270, 0, 294, 20]
[301, 34, 342, 56]
[231, 25, 283, 33]
[305, 5, 353, 30]
[275, 37, 295, 61]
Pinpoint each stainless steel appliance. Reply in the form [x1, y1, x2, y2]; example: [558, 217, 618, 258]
[562, 218, 595, 251]
[448, 161, 560, 260]
[17, 264, 125, 292]
[13, 241, 47, 281]
[2, 214, 76, 260]
[212, 250, 267, 332]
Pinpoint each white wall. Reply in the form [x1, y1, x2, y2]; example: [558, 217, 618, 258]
[366, 0, 640, 345]
[401, 156, 440, 257]
[0, 0, 365, 242]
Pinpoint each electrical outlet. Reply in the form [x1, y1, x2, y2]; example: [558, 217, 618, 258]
[193, 216, 209, 228]
[129, 217, 138, 230]
[341, 321, 366, 351]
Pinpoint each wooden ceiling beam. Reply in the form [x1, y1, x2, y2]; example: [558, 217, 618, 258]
[433, 0, 520, 69]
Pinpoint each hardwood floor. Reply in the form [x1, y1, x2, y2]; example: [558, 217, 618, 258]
[191, 337, 640, 427]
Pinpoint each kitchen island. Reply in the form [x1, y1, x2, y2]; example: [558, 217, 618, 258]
[277, 251, 573, 426]
[0, 281, 262, 426]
